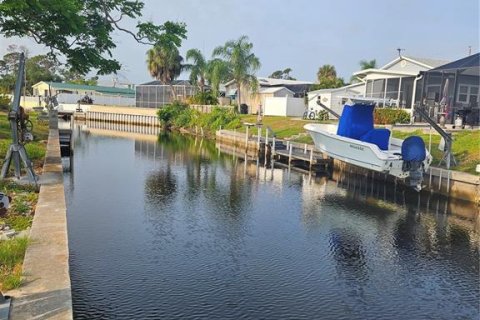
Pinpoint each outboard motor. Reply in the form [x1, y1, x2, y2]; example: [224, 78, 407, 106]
[401, 136, 426, 191]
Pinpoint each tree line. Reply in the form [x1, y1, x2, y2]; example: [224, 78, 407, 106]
[0, 0, 377, 102]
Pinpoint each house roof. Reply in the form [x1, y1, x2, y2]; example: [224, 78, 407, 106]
[429, 53, 480, 71]
[33, 81, 135, 96]
[224, 77, 312, 87]
[259, 86, 294, 94]
[381, 55, 449, 70]
[257, 77, 313, 86]
[139, 80, 192, 86]
[308, 82, 364, 94]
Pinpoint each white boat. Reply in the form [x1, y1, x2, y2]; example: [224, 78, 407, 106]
[304, 102, 432, 190]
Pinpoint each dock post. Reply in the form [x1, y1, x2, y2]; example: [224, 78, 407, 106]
[438, 168, 443, 191]
[304, 144, 307, 154]
[272, 137, 276, 157]
[245, 125, 249, 150]
[264, 130, 269, 166]
[309, 149, 313, 171]
[257, 127, 261, 150]
[288, 143, 292, 167]
[234, 129, 237, 145]
[446, 170, 450, 195]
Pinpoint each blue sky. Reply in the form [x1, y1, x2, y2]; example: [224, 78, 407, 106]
[1, 0, 479, 85]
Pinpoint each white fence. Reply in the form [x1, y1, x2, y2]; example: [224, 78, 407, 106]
[9, 94, 135, 109]
[264, 97, 305, 117]
[56, 93, 134, 106]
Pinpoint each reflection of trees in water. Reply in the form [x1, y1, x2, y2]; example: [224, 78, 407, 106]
[144, 165, 177, 206]
[143, 132, 252, 228]
[393, 206, 479, 275]
[329, 228, 369, 284]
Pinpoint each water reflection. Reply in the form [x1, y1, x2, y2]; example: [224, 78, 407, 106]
[67, 130, 479, 320]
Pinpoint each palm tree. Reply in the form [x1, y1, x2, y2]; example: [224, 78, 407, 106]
[351, 59, 377, 83]
[317, 64, 337, 82]
[359, 59, 377, 70]
[206, 58, 231, 96]
[312, 64, 344, 90]
[185, 49, 207, 92]
[146, 44, 183, 99]
[213, 35, 261, 110]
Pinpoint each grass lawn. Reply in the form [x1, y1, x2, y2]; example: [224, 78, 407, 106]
[238, 115, 333, 139]
[236, 115, 479, 174]
[392, 130, 479, 174]
[0, 111, 49, 171]
[0, 110, 47, 290]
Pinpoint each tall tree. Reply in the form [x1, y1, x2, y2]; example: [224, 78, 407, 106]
[359, 59, 377, 70]
[205, 58, 231, 96]
[184, 49, 207, 92]
[351, 59, 377, 83]
[0, 46, 63, 93]
[269, 68, 296, 80]
[311, 64, 344, 90]
[61, 68, 99, 86]
[0, 0, 187, 75]
[146, 44, 183, 99]
[213, 35, 260, 110]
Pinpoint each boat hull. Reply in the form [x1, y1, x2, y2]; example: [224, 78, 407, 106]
[304, 124, 431, 179]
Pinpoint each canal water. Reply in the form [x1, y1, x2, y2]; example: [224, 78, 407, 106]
[65, 126, 479, 320]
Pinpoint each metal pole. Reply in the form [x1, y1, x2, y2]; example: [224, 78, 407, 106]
[264, 129, 269, 166]
[309, 149, 313, 171]
[288, 143, 292, 166]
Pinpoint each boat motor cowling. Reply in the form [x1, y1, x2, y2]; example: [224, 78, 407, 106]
[401, 136, 427, 190]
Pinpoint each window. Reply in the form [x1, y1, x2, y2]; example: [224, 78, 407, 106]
[457, 85, 479, 104]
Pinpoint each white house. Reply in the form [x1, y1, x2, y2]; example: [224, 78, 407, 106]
[352, 55, 448, 110]
[224, 77, 312, 114]
[308, 55, 448, 118]
[307, 83, 364, 119]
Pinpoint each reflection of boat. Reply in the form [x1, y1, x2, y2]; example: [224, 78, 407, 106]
[304, 102, 432, 190]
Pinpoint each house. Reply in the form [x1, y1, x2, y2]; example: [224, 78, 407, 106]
[307, 83, 364, 119]
[307, 55, 449, 119]
[417, 53, 479, 125]
[224, 77, 313, 114]
[352, 55, 448, 110]
[32, 81, 135, 106]
[135, 80, 197, 108]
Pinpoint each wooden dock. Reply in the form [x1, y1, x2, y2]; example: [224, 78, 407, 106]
[215, 129, 332, 174]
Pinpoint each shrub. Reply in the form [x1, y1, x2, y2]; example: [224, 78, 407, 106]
[186, 91, 219, 105]
[0, 95, 11, 111]
[157, 101, 189, 128]
[374, 108, 410, 124]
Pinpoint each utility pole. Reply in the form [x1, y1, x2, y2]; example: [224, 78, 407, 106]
[0, 53, 37, 184]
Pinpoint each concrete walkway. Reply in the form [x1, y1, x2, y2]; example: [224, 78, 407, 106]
[8, 115, 72, 319]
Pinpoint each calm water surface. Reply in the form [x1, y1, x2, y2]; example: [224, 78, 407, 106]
[65, 127, 479, 320]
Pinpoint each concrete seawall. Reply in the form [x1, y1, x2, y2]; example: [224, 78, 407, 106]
[8, 116, 72, 319]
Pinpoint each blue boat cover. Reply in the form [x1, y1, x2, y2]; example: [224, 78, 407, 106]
[401, 136, 426, 161]
[337, 104, 375, 139]
[360, 128, 391, 150]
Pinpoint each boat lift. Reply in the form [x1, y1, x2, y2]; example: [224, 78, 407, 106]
[0, 53, 37, 184]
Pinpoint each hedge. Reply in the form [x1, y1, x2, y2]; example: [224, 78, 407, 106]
[374, 108, 410, 124]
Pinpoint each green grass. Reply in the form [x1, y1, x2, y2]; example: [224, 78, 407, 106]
[0, 237, 29, 290]
[0, 111, 48, 170]
[0, 215, 33, 231]
[238, 115, 333, 139]
[392, 130, 479, 174]
[236, 116, 478, 174]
